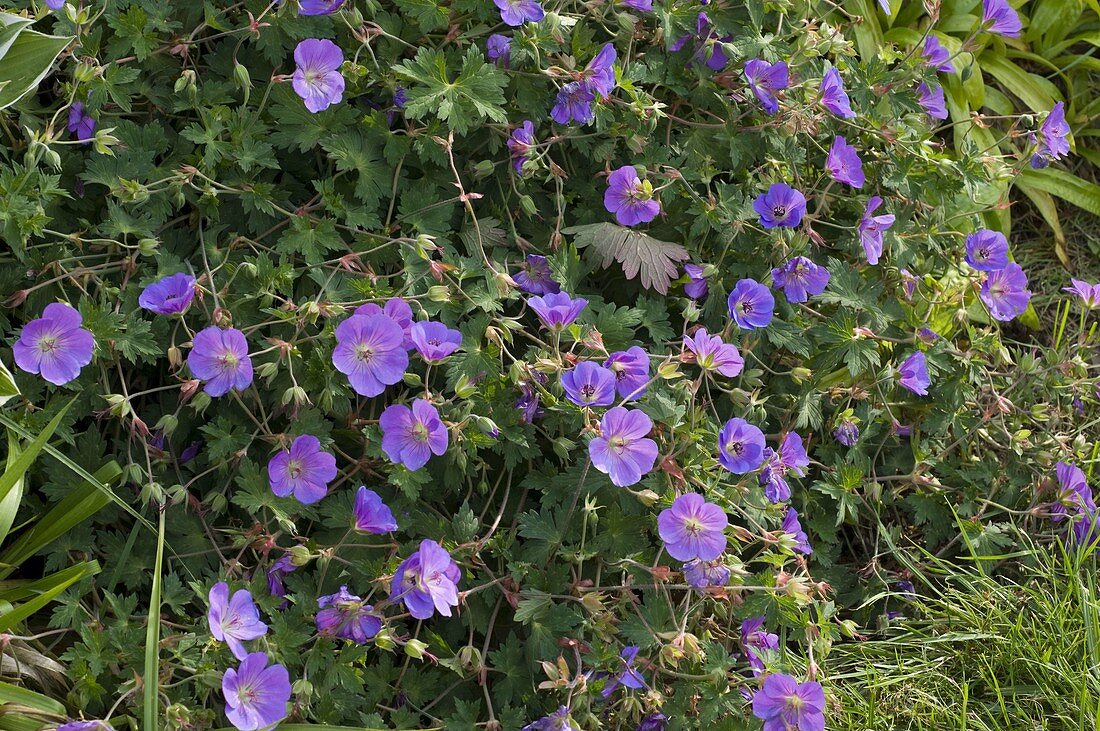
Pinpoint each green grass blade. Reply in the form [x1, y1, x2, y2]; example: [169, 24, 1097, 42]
[143, 509, 165, 731]
[0, 560, 99, 633]
[0, 679, 66, 715]
[0, 429, 25, 547]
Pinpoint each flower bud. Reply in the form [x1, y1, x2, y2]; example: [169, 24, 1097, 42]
[519, 194, 537, 216]
[138, 238, 159, 256]
[404, 638, 430, 659]
[428, 285, 451, 302]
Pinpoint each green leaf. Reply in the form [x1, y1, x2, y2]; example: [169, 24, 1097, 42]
[395, 47, 508, 136]
[563, 223, 690, 294]
[0, 680, 66, 715]
[1017, 167, 1100, 216]
[0, 561, 100, 633]
[0, 356, 18, 408]
[0, 26, 73, 110]
[978, 52, 1057, 113]
[0, 429, 24, 548]
[0, 399, 73, 510]
[143, 511, 165, 731]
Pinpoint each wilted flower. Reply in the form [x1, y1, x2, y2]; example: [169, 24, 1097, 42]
[589, 407, 658, 487]
[741, 616, 779, 673]
[922, 36, 956, 73]
[820, 67, 855, 119]
[561, 361, 617, 407]
[188, 327, 253, 396]
[658, 493, 728, 561]
[684, 263, 710, 300]
[604, 166, 661, 226]
[858, 196, 895, 265]
[670, 13, 732, 71]
[353, 486, 398, 533]
[13, 302, 95, 386]
[508, 120, 536, 173]
[917, 81, 948, 120]
[752, 673, 825, 731]
[487, 34, 512, 67]
[760, 432, 810, 503]
[898, 351, 930, 396]
[782, 508, 813, 554]
[268, 435, 337, 504]
[602, 646, 647, 697]
[744, 59, 789, 115]
[684, 329, 743, 377]
[728, 278, 775, 330]
[292, 39, 345, 113]
[494, 0, 544, 26]
[1030, 102, 1071, 169]
[605, 347, 649, 400]
[965, 229, 1009, 271]
[221, 652, 291, 731]
[410, 321, 462, 363]
[208, 582, 267, 660]
[826, 136, 865, 188]
[390, 539, 461, 619]
[528, 292, 588, 330]
[515, 254, 560, 294]
[1064, 279, 1100, 309]
[718, 417, 766, 474]
[980, 263, 1031, 321]
[982, 0, 1022, 37]
[67, 102, 96, 142]
[380, 399, 448, 471]
[316, 586, 382, 644]
[139, 272, 196, 315]
[332, 313, 409, 397]
[833, 419, 859, 446]
[683, 558, 730, 591]
[771, 257, 830, 303]
[754, 183, 806, 229]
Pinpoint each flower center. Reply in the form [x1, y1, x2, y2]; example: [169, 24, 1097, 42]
[355, 345, 374, 363]
[785, 695, 805, 713]
[727, 439, 744, 456]
[581, 384, 597, 400]
[286, 459, 302, 479]
[37, 336, 58, 353]
[219, 352, 239, 369]
[238, 684, 259, 706]
[772, 205, 787, 219]
[608, 435, 629, 454]
[683, 517, 704, 536]
[428, 338, 441, 347]
[740, 301, 753, 314]
[411, 422, 429, 443]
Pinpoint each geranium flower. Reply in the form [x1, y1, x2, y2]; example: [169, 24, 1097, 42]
[918, 81, 948, 120]
[332, 313, 409, 397]
[522, 707, 579, 731]
[410, 321, 462, 363]
[858, 196, 895, 265]
[528, 292, 587, 330]
[982, 0, 1022, 37]
[514, 255, 559, 295]
[670, 13, 732, 71]
[727, 278, 775, 330]
[487, 34, 511, 67]
[1064, 279, 1100, 309]
[771, 257, 830, 303]
[316, 586, 382, 644]
[657, 493, 728, 561]
[266, 556, 297, 606]
[683, 329, 743, 377]
[834, 419, 860, 446]
[718, 417, 766, 474]
[298, 0, 344, 14]
[551, 81, 597, 125]
[292, 39, 345, 113]
[13, 302, 95, 386]
[221, 652, 291, 731]
[67, 102, 96, 142]
[683, 558, 730, 591]
[826, 136, 865, 188]
[604, 166, 660, 226]
[820, 67, 855, 119]
[898, 351, 930, 396]
[965, 229, 1009, 271]
[561, 361, 617, 407]
[601, 646, 646, 697]
[354, 297, 415, 348]
[922, 36, 956, 73]
[754, 183, 806, 229]
[584, 44, 617, 98]
[390, 539, 461, 619]
[980, 263, 1031, 321]
[744, 59, 789, 115]
[380, 399, 448, 471]
[589, 407, 658, 487]
[1030, 102, 1070, 169]
[58, 721, 112, 731]
[752, 673, 825, 731]
[620, 0, 652, 11]
[353, 486, 398, 533]
[760, 432, 810, 503]
[604, 346, 650, 399]
[508, 120, 536, 173]
[208, 582, 267, 660]
[268, 434, 337, 504]
[684, 263, 710, 300]
[1051, 462, 1094, 523]
[188, 327, 253, 396]
[493, 0, 544, 26]
[139, 272, 196, 315]
[782, 507, 813, 554]
[741, 616, 779, 673]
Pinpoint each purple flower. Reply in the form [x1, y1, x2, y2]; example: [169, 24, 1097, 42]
[900, 268, 918, 300]
[584, 44, 618, 98]
[1064, 279, 1100, 309]
[923, 36, 956, 73]
[45, 0, 66, 10]
[528, 292, 587, 331]
[515, 254, 559, 295]
[859, 196, 895, 265]
[353, 486, 398, 533]
[658, 493, 728, 561]
[826, 136, 865, 188]
[605, 346, 650, 400]
[188, 327, 253, 397]
[602, 645, 646, 698]
[684, 329, 743, 378]
[494, 0, 544, 26]
[604, 165, 661, 227]
[487, 34, 511, 67]
[380, 399, 448, 471]
[222, 652, 291, 731]
[671, 13, 732, 71]
[727, 278, 775, 330]
[410, 321, 462, 363]
[760, 432, 810, 503]
[683, 558, 730, 591]
[208, 582, 267, 660]
[67, 102, 96, 142]
[332, 313, 409, 397]
[982, 0, 1022, 37]
[523, 707, 579, 731]
[771, 257, 830, 303]
[754, 183, 806, 229]
[390, 539, 461, 619]
[898, 351, 930, 396]
[292, 39, 345, 113]
[896, 580, 916, 598]
[508, 120, 536, 173]
[12, 303, 94, 386]
[980, 263, 1031, 322]
[316, 586, 382, 643]
[516, 372, 547, 424]
[392, 86, 408, 110]
[298, 0, 344, 14]
[820, 67, 855, 119]
[918, 81, 948, 120]
[1031, 102, 1071, 169]
[744, 59, 789, 115]
[551, 81, 597, 125]
[878, 0, 890, 11]
[965, 229, 1009, 271]
[268, 435, 337, 505]
[180, 441, 203, 464]
[684, 263, 709, 300]
[833, 419, 859, 446]
[635, 714, 667, 731]
[561, 361, 617, 407]
[620, 0, 653, 11]
[354, 297, 415, 348]
[741, 616, 779, 673]
[139, 272, 196, 315]
[266, 556, 297, 605]
[589, 407, 658, 487]
[57, 723, 111, 731]
[718, 418, 766, 474]
[782, 508, 813, 555]
[752, 674, 825, 731]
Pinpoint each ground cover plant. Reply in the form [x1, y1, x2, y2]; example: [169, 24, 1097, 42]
[0, 0, 1097, 729]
